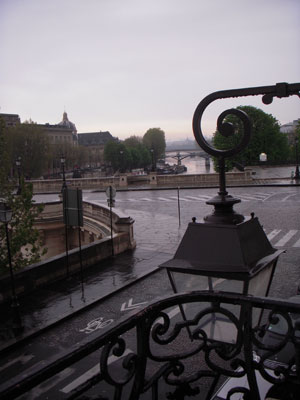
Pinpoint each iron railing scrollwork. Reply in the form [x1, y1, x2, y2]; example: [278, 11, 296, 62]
[1, 291, 300, 399]
[192, 82, 300, 197]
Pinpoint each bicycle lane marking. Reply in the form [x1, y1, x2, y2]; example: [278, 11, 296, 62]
[79, 317, 114, 334]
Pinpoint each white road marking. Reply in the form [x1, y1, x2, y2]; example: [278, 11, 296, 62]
[121, 298, 148, 312]
[274, 230, 298, 247]
[267, 230, 281, 241]
[60, 349, 132, 394]
[169, 196, 191, 202]
[157, 197, 172, 201]
[27, 368, 74, 398]
[281, 194, 297, 201]
[184, 196, 211, 201]
[0, 354, 35, 372]
[293, 237, 300, 248]
[79, 317, 114, 334]
[238, 195, 260, 201]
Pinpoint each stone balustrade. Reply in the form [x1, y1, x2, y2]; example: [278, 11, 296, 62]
[29, 170, 253, 193]
[0, 201, 135, 304]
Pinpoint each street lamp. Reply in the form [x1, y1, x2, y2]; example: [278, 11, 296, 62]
[294, 137, 300, 180]
[119, 150, 124, 173]
[0, 201, 23, 333]
[159, 87, 285, 344]
[60, 155, 67, 191]
[259, 152, 267, 163]
[150, 149, 155, 172]
[15, 156, 22, 195]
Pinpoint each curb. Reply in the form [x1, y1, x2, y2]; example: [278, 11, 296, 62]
[0, 265, 160, 356]
[33, 180, 300, 195]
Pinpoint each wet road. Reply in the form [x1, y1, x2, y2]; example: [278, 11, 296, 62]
[34, 186, 300, 254]
[1, 185, 300, 398]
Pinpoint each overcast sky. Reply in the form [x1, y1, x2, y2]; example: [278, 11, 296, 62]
[1, 0, 299, 141]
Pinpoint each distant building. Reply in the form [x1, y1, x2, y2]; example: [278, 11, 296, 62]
[280, 119, 300, 145]
[166, 138, 200, 151]
[78, 131, 118, 166]
[0, 113, 21, 127]
[57, 111, 77, 134]
[40, 111, 77, 146]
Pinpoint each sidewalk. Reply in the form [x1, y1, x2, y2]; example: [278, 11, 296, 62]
[0, 248, 170, 354]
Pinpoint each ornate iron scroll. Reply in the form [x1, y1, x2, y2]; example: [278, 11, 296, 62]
[2, 292, 300, 400]
[192, 82, 300, 224]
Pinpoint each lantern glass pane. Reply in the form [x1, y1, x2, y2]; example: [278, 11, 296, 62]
[0, 204, 12, 223]
[170, 272, 244, 294]
[248, 262, 274, 326]
[247, 263, 273, 297]
[169, 272, 244, 343]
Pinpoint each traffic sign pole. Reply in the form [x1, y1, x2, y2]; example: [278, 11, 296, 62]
[106, 186, 116, 257]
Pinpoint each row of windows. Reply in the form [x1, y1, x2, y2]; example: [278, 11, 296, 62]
[51, 135, 73, 143]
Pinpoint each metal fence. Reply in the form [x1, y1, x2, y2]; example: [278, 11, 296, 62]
[1, 291, 299, 400]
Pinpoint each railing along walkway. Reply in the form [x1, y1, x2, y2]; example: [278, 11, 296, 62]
[0, 291, 299, 399]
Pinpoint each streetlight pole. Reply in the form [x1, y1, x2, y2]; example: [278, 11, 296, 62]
[295, 137, 300, 180]
[60, 155, 70, 277]
[61, 155, 67, 190]
[150, 149, 155, 172]
[0, 202, 23, 333]
[119, 150, 124, 173]
[16, 157, 22, 195]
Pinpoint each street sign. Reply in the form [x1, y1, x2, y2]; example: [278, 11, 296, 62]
[63, 188, 83, 227]
[107, 199, 115, 207]
[106, 186, 116, 199]
[106, 186, 116, 256]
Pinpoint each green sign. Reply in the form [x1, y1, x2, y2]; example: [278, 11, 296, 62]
[63, 188, 83, 227]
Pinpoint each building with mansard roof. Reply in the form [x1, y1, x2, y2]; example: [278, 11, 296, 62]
[57, 111, 77, 134]
[0, 113, 21, 127]
[42, 111, 77, 146]
[280, 119, 300, 145]
[78, 131, 118, 166]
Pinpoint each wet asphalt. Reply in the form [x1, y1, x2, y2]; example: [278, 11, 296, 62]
[0, 164, 299, 354]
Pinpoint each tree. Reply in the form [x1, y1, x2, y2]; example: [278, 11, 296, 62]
[124, 135, 151, 169]
[0, 121, 47, 274]
[104, 141, 131, 172]
[290, 121, 300, 165]
[143, 128, 166, 166]
[212, 106, 290, 169]
[0, 181, 47, 274]
[50, 142, 89, 174]
[104, 137, 152, 172]
[4, 123, 51, 179]
[124, 135, 142, 148]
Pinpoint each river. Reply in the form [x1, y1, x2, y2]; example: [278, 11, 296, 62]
[164, 154, 215, 174]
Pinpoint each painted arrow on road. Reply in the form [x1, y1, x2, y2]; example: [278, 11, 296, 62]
[121, 298, 148, 312]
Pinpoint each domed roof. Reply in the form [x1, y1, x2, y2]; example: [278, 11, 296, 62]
[58, 111, 77, 133]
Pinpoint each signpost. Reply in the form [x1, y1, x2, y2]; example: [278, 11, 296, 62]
[63, 188, 84, 295]
[106, 186, 116, 256]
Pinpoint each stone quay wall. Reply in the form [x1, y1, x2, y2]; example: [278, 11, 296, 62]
[30, 170, 253, 193]
[0, 201, 135, 304]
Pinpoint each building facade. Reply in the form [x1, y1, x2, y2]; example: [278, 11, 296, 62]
[42, 111, 77, 146]
[280, 119, 300, 145]
[78, 131, 118, 166]
[0, 113, 21, 127]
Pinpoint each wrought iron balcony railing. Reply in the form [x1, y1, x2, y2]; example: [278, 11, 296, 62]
[0, 291, 300, 399]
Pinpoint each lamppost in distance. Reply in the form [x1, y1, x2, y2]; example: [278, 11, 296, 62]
[16, 156, 22, 195]
[0, 200, 23, 333]
[295, 137, 300, 180]
[150, 149, 155, 171]
[61, 155, 67, 191]
[119, 150, 124, 173]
